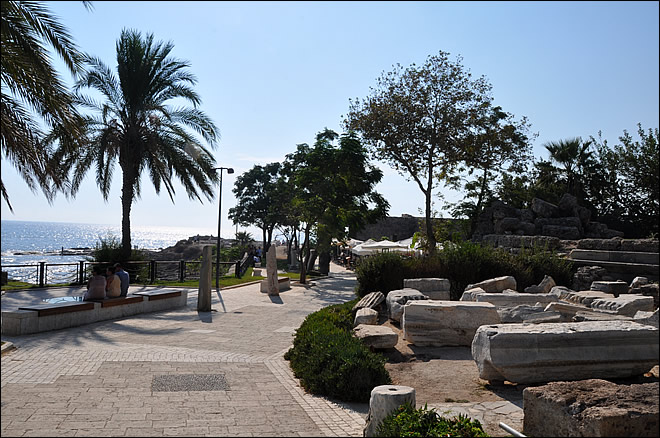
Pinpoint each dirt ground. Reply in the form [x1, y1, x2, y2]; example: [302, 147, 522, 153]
[379, 316, 526, 407]
[379, 314, 659, 409]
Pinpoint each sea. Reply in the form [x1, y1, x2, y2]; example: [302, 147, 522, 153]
[1, 220, 208, 284]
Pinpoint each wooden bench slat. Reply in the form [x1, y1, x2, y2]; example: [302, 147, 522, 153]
[18, 302, 95, 317]
[101, 296, 144, 308]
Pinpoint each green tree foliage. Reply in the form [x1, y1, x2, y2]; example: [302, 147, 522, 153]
[228, 163, 283, 253]
[53, 29, 220, 260]
[448, 104, 534, 232]
[345, 50, 492, 252]
[1, 0, 90, 210]
[542, 137, 596, 204]
[285, 129, 389, 282]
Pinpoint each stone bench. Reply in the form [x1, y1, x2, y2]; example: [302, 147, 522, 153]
[402, 301, 500, 346]
[471, 321, 659, 384]
[2, 290, 189, 336]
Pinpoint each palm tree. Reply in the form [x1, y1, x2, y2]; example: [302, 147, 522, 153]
[61, 29, 220, 260]
[543, 137, 595, 201]
[1, 0, 90, 211]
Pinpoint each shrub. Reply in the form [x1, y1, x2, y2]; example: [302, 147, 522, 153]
[376, 403, 489, 437]
[355, 252, 406, 298]
[356, 241, 576, 300]
[284, 300, 391, 402]
[89, 234, 145, 263]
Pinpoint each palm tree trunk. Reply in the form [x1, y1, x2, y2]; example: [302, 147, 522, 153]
[120, 169, 134, 261]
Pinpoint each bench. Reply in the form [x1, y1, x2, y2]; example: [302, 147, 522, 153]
[92, 296, 144, 308]
[3, 289, 189, 336]
[132, 290, 182, 301]
[18, 302, 95, 317]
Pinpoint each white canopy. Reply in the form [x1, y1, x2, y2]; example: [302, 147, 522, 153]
[351, 239, 411, 256]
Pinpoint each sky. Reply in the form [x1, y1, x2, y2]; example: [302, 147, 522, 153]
[1, 1, 658, 241]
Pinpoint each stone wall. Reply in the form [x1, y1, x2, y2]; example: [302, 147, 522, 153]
[472, 194, 623, 243]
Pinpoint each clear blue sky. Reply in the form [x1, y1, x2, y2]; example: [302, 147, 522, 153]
[1, 1, 658, 240]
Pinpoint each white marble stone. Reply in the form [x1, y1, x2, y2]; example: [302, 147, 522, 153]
[354, 308, 379, 326]
[364, 385, 416, 437]
[471, 321, 659, 384]
[386, 288, 428, 322]
[402, 301, 500, 347]
[466, 276, 517, 293]
[353, 324, 398, 349]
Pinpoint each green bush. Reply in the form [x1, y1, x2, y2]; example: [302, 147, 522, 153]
[89, 234, 145, 263]
[356, 241, 575, 300]
[376, 403, 489, 437]
[355, 252, 406, 298]
[284, 300, 391, 402]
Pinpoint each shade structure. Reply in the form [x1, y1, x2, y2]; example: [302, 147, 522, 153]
[351, 239, 410, 256]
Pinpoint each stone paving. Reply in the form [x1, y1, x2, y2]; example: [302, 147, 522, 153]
[1, 264, 522, 436]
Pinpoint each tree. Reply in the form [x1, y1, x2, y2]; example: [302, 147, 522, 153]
[542, 137, 595, 203]
[1, 0, 90, 211]
[286, 129, 389, 282]
[448, 104, 534, 233]
[55, 29, 219, 260]
[228, 162, 283, 253]
[345, 50, 492, 252]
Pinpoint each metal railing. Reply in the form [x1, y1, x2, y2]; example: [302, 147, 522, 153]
[1, 258, 242, 288]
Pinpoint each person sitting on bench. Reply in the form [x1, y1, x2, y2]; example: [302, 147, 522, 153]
[114, 262, 130, 297]
[105, 266, 121, 298]
[84, 266, 107, 301]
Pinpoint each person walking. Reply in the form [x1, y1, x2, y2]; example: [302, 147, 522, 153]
[114, 262, 130, 297]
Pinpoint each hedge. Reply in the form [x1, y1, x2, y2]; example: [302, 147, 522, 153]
[284, 299, 391, 402]
[356, 240, 574, 299]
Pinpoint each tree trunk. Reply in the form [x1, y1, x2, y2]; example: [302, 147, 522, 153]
[120, 168, 134, 261]
[299, 225, 311, 284]
[318, 251, 330, 275]
[426, 152, 436, 253]
[261, 227, 267, 255]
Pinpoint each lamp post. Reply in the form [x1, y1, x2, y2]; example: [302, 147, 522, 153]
[215, 166, 234, 292]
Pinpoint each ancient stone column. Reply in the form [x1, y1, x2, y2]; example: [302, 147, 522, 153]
[266, 245, 279, 296]
[363, 385, 416, 437]
[197, 245, 212, 311]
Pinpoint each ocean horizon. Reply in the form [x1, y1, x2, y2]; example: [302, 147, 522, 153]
[1, 219, 214, 264]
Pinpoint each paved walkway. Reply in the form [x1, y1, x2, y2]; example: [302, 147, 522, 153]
[2, 264, 522, 437]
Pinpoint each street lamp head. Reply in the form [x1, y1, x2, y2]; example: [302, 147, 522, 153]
[227, 168, 234, 174]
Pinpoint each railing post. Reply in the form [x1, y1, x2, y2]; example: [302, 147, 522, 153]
[39, 262, 45, 287]
[79, 261, 85, 284]
[179, 260, 185, 282]
[150, 260, 156, 283]
[235, 260, 241, 278]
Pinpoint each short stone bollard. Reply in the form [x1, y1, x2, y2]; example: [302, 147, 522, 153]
[363, 385, 416, 437]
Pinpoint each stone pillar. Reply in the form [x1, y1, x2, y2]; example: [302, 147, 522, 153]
[198, 245, 212, 311]
[290, 249, 299, 270]
[363, 385, 416, 437]
[266, 245, 279, 296]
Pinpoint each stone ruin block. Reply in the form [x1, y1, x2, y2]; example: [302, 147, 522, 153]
[631, 283, 659, 309]
[620, 239, 660, 253]
[353, 291, 385, 312]
[556, 289, 614, 306]
[523, 379, 659, 437]
[459, 287, 486, 302]
[385, 288, 428, 322]
[524, 275, 556, 293]
[589, 295, 655, 317]
[403, 278, 451, 300]
[471, 321, 659, 384]
[466, 276, 516, 293]
[541, 224, 581, 240]
[354, 308, 379, 326]
[634, 309, 659, 328]
[402, 301, 500, 347]
[353, 324, 398, 349]
[531, 197, 558, 218]
[497, 304, 559, 323]
[473, 290, 559, 308]
[590, 280, 629, 297]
